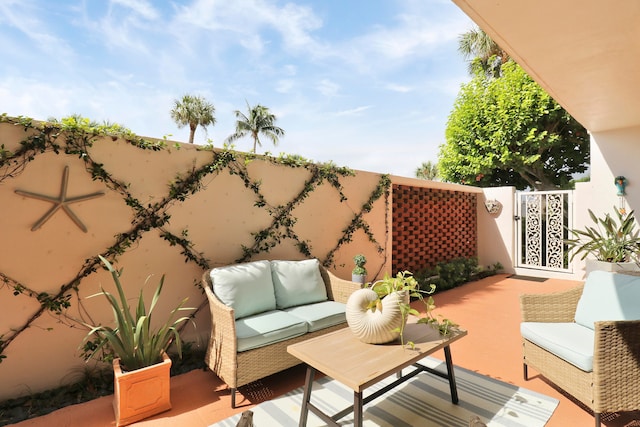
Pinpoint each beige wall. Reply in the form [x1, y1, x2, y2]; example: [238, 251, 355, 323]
[478, 186, 516, 274]
[570, 126, 640, 277]
[0, 118, 505, 400]
[0, 121, 391, 400]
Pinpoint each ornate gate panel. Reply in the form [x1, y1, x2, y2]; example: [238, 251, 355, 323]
[515, 191, 573, 272]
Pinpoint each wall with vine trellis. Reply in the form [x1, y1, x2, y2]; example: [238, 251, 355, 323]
[0, 116, 392, 400]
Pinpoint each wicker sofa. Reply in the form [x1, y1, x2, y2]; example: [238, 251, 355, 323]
[520, 270, 640, 427]
[203, 258, 361, 407]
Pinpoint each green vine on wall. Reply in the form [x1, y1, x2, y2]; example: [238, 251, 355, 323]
[0, 114, 392, 364]
[323, 174, 391, 269]
[230, 157, 357, 263]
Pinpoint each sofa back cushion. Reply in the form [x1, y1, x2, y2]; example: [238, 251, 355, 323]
[575, 270, 640, 329]
[271, 259, 328, 309]
[210, 260, 276, 319]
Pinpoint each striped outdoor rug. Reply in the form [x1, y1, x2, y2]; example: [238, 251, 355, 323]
[212, 357, 558, 427]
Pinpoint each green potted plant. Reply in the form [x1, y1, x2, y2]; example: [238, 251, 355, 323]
[351, 254, 367, 284]
[345, 270, 456, 347]
[82, 256, 194, 426]
[566, 207, 640, 274]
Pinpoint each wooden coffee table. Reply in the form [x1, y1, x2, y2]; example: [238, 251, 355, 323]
[287, 320, 467, 427]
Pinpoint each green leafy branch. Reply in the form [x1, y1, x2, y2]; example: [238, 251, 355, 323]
[160, 229, 209, 270]
[324, 174, 391, 268]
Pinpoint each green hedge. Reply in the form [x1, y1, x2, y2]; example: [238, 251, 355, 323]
[414, 257, 503, 293]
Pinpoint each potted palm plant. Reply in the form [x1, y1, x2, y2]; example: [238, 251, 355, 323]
[566, 207, 640, 274]
[82, 256, 194, 426]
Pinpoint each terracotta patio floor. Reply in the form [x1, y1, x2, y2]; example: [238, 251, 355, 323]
[9, 274, 624, 426]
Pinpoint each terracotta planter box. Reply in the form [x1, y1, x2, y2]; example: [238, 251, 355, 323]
[113, 352, 172, 426]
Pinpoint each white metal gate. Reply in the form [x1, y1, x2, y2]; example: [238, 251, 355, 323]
[515, 190, 573, 273]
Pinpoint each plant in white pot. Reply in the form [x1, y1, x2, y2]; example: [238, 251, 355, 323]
[351, 254, 368, 284]
[82, 256, 194, 426]
[566, 207, 640, 274]
[345, 270, 456, 347]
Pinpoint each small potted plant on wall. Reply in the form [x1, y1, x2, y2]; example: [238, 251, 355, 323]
[351, 254, 367, 284]
[82, 256, 194, 426]
[566, 207, 640, 274]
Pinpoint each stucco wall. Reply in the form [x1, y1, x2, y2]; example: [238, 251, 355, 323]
[478, 186, 516, 274]
[0, 120, 393, 400]
[0, 118, 498, 401]
[570, 126, 640, 277]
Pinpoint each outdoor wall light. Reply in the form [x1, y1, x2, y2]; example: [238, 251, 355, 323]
[484, 199, 502, 214]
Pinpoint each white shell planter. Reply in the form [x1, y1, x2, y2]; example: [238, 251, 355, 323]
[345, 288, 406, 344]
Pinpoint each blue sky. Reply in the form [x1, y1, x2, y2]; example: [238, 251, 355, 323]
[0, 0, 475, 177]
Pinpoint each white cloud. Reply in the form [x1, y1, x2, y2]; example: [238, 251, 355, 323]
[276, 79, 295, 94]
[0, 1, 75, 61]
[91, 0, 161, 53]
[385, 83, 413, 93]
[316, 79, 340, 97]
[110, 0, 160, 21]
[335, 106, 373, 116]
[171, 0, 325, 58]
[330, 3, 472, 74]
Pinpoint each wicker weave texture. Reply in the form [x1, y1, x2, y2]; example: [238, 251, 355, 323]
[521, 285, 640, 417]
[523, 339, 594, 407]
[202, 264, 361, 391]
[519, 285, 583, 323]
[593, 319, 640, 412]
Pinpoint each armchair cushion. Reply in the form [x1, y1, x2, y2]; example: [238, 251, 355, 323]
[575, 271, 640, 329]
[521, 322, 594, 372]
[270, 259, 328, 309]
[236, 310, 308, 352]
[284, 301, 347, 332]
[211, 260, 276, 319]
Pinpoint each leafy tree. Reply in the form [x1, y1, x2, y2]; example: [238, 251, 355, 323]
[458, 26, 510, 78]
[439, 61, 589, 190]
[226, 102, 285, 153]
[170, 94, 216, 144]
[415, 161, 439, 180]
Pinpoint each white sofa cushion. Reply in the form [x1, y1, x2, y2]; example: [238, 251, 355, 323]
[284, 301, 347, 332]
[521, 322, 595, 372]
[575, 270, 640, 329]
[211, 260, 276, 319]
[270, 259, 328, 309]
[235, 310, 308, 352]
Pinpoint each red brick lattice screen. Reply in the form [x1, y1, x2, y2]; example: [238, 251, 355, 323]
[392, 184, 478, 273]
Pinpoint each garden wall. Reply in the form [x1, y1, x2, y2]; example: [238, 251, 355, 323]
[391, 180, 479, 273]
[0, 117, 487, 400]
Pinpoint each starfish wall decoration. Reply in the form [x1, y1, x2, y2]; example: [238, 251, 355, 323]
[15, 166, 105, 233]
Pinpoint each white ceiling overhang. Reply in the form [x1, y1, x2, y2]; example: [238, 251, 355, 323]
[452, 0, 640, 132]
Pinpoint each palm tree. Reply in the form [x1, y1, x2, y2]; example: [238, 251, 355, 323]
[170, 94, 216, 144]
[458, 26, 510, 77]
[415, 161, 439, 180]
[226, 102, 285, 153]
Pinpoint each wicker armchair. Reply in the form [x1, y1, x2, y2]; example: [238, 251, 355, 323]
[520, 285, 640, 427]
[203, 264, 361, 408]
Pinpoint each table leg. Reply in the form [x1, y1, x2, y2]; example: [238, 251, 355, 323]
[354, 390, 363, 427]
[299, 366, 316, 427]
[444, 345, 459, 404]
